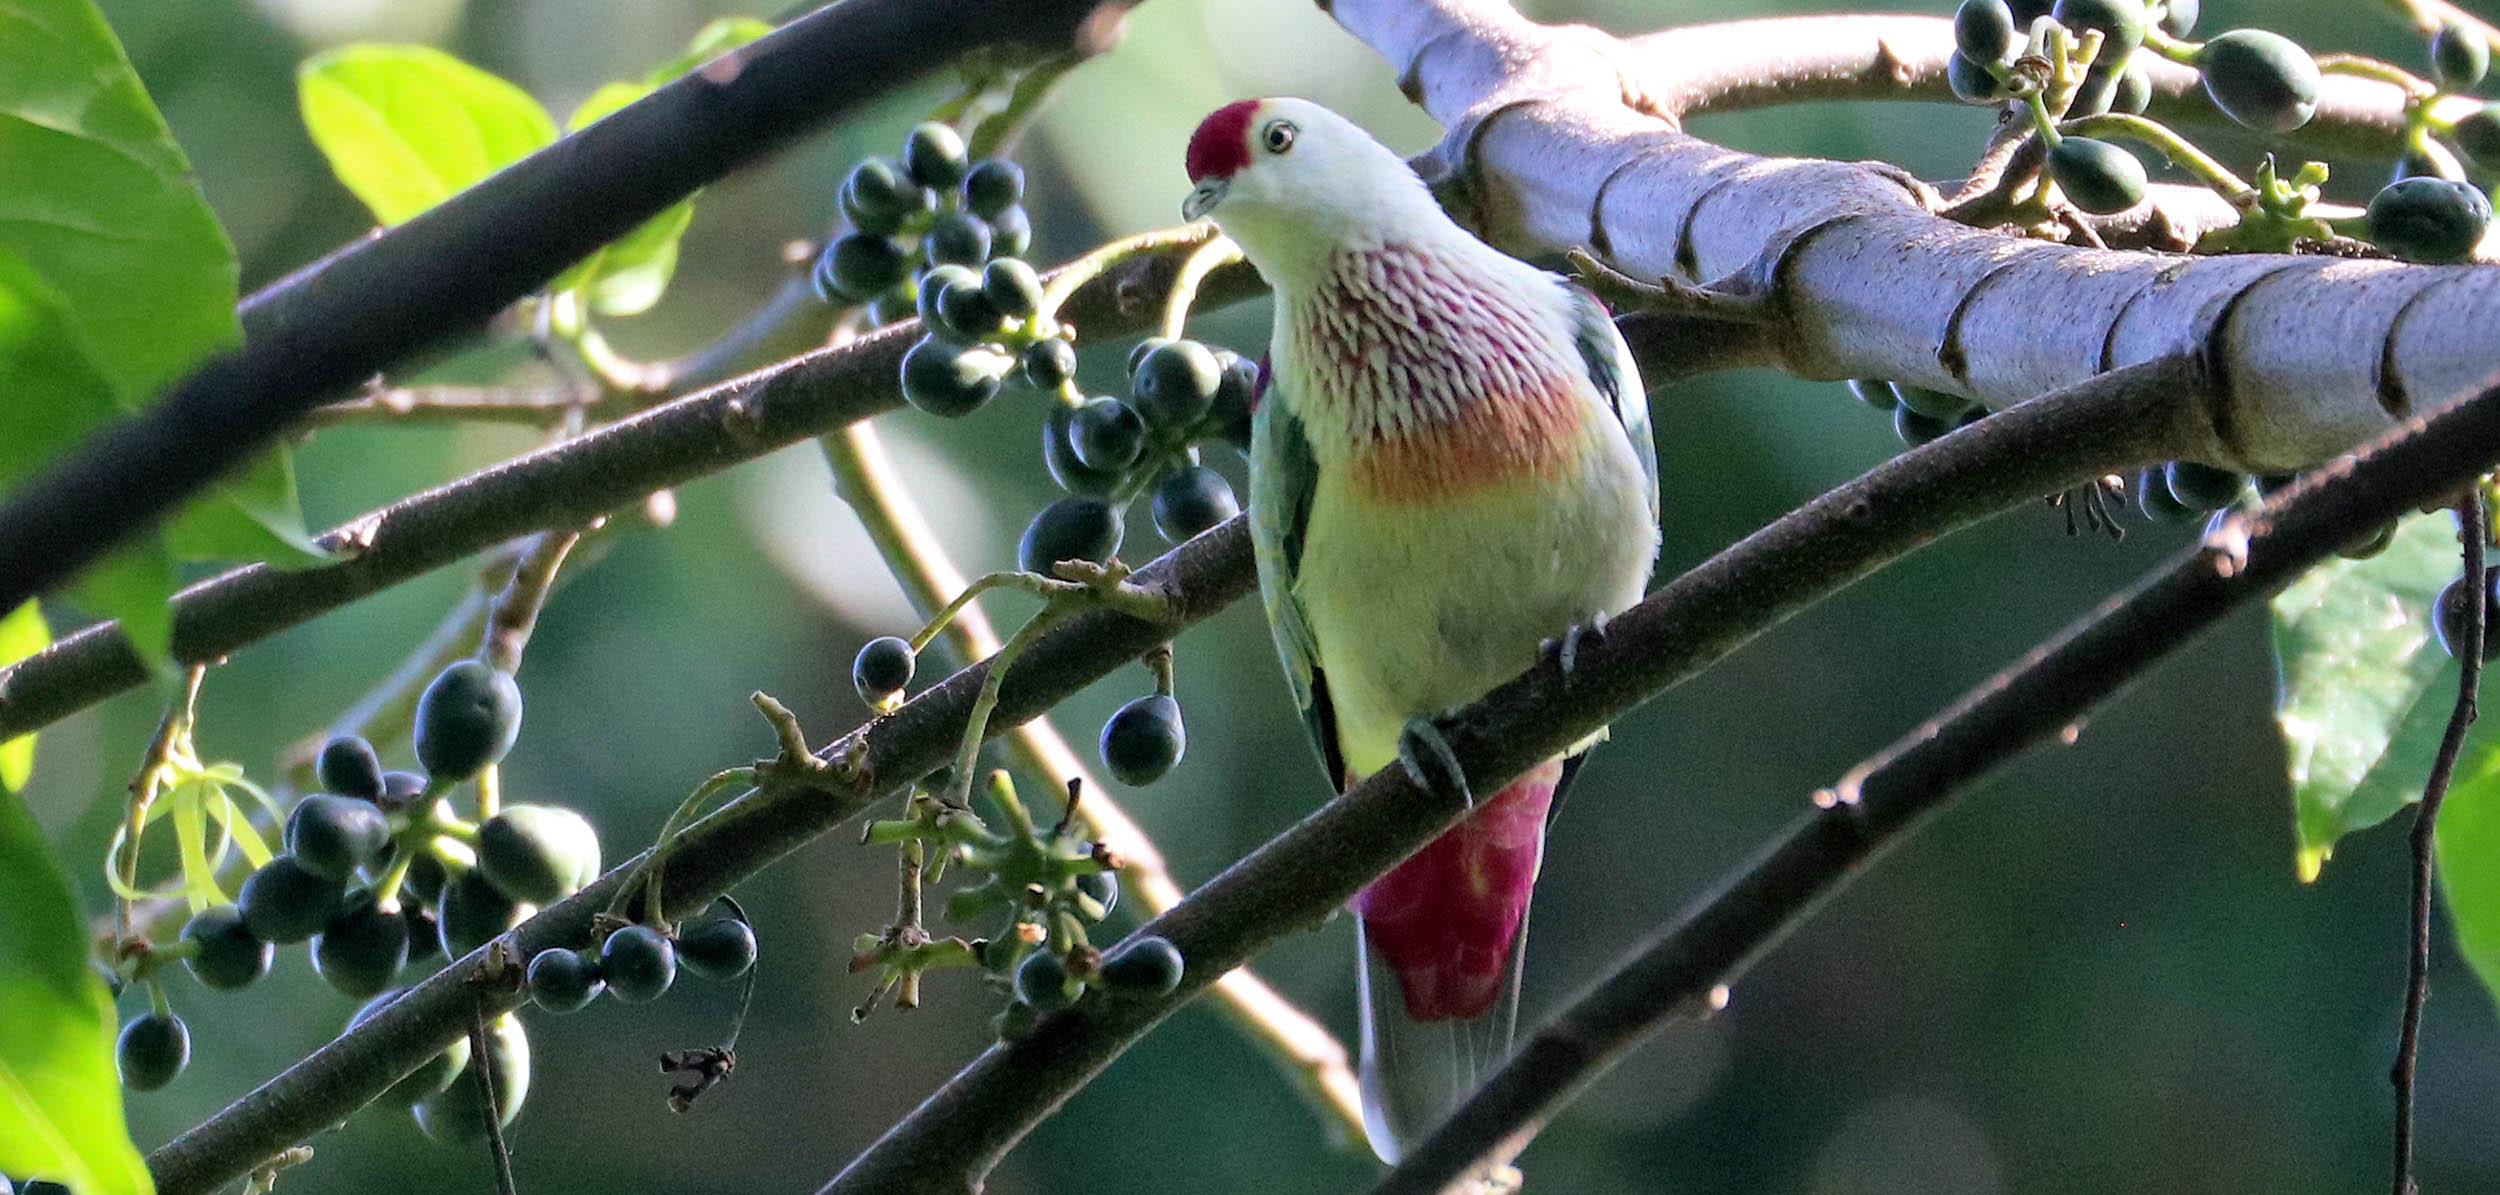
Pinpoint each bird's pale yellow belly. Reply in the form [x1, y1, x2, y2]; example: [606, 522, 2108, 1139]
[1295, 417, 1656, 777]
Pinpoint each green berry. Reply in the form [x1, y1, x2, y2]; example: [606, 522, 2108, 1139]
[1071, 397, 1147, 472]
[1131, 340, 1222, 429]
[1043, 407, 1123, 496]
[841, 158, 921, 237]
[318, 735, 385, 801]
[438, 867, 523, 957]
[1151, 465, 1240, 541]
[1075, 869, 1119, 916]
[413, 660, 523, 785]
[962, 159, 1025, 220]
[1099, 694, 1185, 786]
[1955, 0, 2016, 63]
[1947, 52, 2009, 104]
[2341, 521, 2398, 561]
[980, 257, 1043, 319]
[2199, 29, 2321, 133]
[181, 905, 271, 991]
[1014, 948, 1077, 1011]
[989, 205, 1033, 259]
[600, 925, 677, 1003]
[1892, 384, 1974, 421]
[1126, 336, 1173, 376]
[2434, 21, 2488, 93]
[2113, 60, 2153, 115]
[238, 854, 346, 945]
[2053, 0, 2146, 61]
[2048, 137, 2147, 214]
[914, 264, 977, 329]
[2436, 568, 2500, 661]
[476, 805, 601, 905]
[1019, 497, 1123, 576]
[902, 122, 969, 189]
[2155, 0, 2195, 37]
[2163, 460, 2245, 510]
[2368, 177, 2492, 264]
[925, 210, 993, 269]
[284, 793, 392, 882]
[1894, 405, 1954, 447]
[2454, 104, 2500, 171]
[820, 233, 907, 303]
[383, 770, 427, 805]
[1098, 935, 1185, 996]
[1847, 379, 1900, 410]
[676, 916, 758, 981]
[1022, 338, 1077, 391]
[313, 889, 409, 999]
[527, 947, 604, 1013]
[349, 989, 471, 1107]
[403, 904, 443, 963]
[413, 1014, 529, 1143]
[900, 335, 1012, 417]
[405, 845, 451, 907]
[1204, 350, 1258, 451]
[117, 1011, 190, 1092]
[853, 636, 916, 703]
[935, 277, 1006, 341]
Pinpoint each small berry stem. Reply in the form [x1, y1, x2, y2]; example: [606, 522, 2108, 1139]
[1031, 224, 1227, 337]
[607, 766, 754, 928]
[1161, 236, 1245, 342]
[2059, 113, 2258, 205]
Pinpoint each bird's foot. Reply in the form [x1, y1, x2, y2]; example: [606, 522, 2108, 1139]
[1539, 611, 1611, 682]
[1397, 717, 1473, 811]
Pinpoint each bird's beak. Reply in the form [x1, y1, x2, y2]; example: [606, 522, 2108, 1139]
[1182, 177, 1227, 222]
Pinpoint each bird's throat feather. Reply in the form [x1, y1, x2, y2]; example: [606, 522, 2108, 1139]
[1289, 246, 1588, 504]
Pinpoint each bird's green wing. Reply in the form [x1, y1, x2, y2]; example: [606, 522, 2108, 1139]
[1565, 282, 1659, 522]
[1248, 362, 1345, 789]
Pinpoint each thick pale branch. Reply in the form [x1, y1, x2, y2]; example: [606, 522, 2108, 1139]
[1357, 3, 2500, 475]
[816, 358, 2200, 1194]
[0, 247, 1261, 744]
[0, 0, 1134, 623]
[1375, 371, 2500, 1194]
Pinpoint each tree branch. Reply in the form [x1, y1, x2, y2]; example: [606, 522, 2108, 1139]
[0, 241, 1261, 745]
[143, 514, 1257, 1195]
[0, 0, 1134, 623]
[1375, 374, 2500, 1195]
[814, 357, 2201, 1193]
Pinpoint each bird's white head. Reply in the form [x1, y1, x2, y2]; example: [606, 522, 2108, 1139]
[1182, 98, 1445, 286]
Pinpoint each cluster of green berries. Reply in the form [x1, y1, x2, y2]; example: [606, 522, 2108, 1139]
[2368, 21, 2500, 265]
[524, 903, 756, 1014]
[345, 990, 530, 1143]
[1034, 337, 1253, 566]
[121, 659, 597, 1133]
[1009, 933, 1186, 1019]
[812, 122, 1050, 421]
[1846, 378, 1989, 447]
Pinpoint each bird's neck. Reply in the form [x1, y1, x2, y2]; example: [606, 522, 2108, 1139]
[1273, 241, 1590, 504]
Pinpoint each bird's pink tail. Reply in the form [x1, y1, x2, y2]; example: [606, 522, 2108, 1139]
[1352, 759, 1560, 1160]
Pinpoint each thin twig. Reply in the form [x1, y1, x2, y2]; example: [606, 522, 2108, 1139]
[469, 999, 519, 1195]
[482, 530, 585, 674]
[2391, 488, 2487, 1195]
[1376, 383, 2500, 1195]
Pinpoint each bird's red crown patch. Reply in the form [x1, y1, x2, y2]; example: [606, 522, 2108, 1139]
[1186, 100, 1261, 182]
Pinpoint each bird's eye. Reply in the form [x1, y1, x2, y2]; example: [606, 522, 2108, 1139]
[1261, 120, 1297, 154]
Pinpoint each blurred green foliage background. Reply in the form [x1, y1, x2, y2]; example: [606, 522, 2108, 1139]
[26, 0, 2500, 1190]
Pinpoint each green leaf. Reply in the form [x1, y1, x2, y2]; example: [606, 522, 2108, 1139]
[0, 601, 46, 791]
[72, 539, 177, 669]
[2273, 512, 2459, 880]
[297, 44, 557, 227]
[0, 784, 153, 1195]
[165, 450, 336, 569]
[0, 0, 239, 399]
[2437, 735, 2500, 1016]
[548, 18, 772, 317]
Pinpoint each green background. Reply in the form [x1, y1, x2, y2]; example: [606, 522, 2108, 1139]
[20, 0, 2500, 1190]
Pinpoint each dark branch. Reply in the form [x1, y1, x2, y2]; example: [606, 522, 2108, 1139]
[0, 248, 1259, 744]
[2392, 489, 2486, 1195]
[1375, 377, 2500, 1195]
[0, 0, 1131, 622]
[816, 357, 2201, 1194]
[142, 516, 1256, 1195]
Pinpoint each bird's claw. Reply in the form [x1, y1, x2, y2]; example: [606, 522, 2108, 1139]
[1397, 717, 1473, 811]
[1542, 611, 1611, 681]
